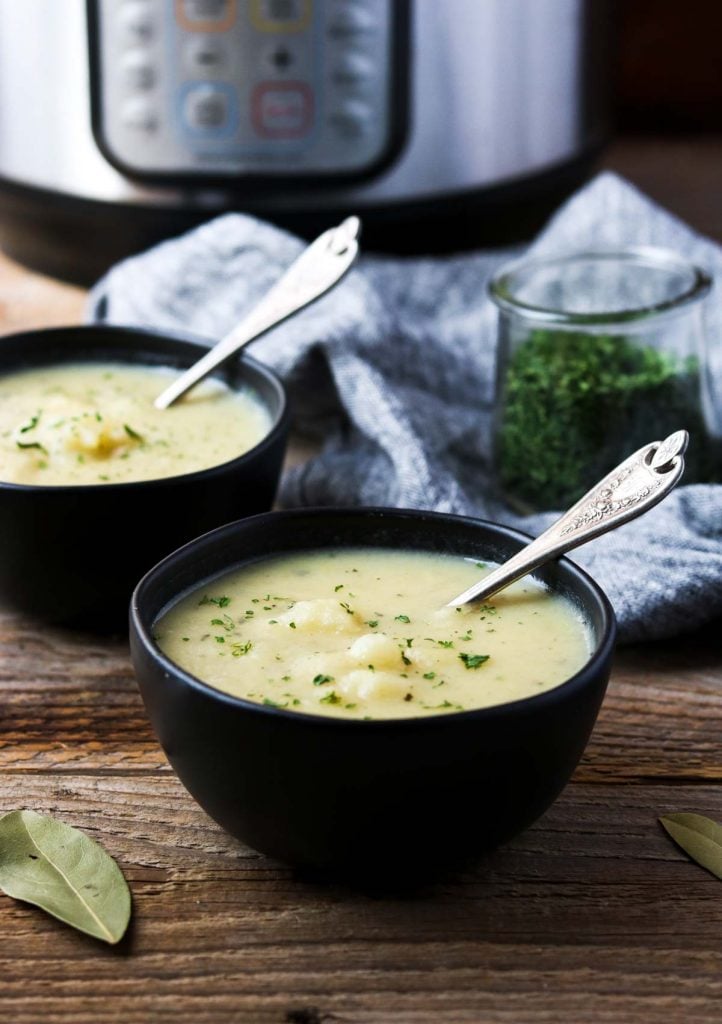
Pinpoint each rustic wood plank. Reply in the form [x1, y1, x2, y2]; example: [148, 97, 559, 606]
[0, 779, 720, 1023]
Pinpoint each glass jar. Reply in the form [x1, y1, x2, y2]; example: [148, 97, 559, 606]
[490, 248, 716, 513]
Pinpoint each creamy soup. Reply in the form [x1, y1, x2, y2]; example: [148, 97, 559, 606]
[0, 362, 272, 485]
[155, 548, 593, 719]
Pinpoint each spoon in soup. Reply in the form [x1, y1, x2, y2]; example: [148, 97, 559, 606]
[154, 216, 361, 410]
[447, 429, 688, 607]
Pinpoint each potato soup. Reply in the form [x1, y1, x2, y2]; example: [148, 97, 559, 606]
[155, 548, 593, 719]
[0, 362, 271, 485]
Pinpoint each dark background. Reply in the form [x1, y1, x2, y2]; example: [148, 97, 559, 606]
[614, 0, 722, 132]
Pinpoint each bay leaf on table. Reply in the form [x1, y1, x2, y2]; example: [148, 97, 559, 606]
[659, 812, 722, 881]
[0, 809, 131, 943]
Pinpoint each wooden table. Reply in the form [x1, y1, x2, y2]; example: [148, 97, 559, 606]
[1, 137, 721, 1023]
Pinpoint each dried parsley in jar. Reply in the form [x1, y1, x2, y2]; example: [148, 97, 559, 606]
[489, 250, 717, 512]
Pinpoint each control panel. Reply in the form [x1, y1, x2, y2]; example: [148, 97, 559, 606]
[89, 0, 404, 178]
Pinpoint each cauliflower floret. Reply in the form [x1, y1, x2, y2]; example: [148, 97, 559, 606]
[338, 669, 411, 702]
[347, 632, 403, 668]
[275, 598, 358, 633]
[61, 415, 137, 459]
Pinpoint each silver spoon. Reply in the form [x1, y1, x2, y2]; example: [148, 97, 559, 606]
[447, 430, 689, 607]
[154, 215, 361, 410]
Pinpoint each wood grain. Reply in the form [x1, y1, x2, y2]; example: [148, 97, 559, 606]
[1, 140, 722, 1023]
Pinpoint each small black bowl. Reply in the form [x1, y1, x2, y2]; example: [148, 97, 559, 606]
[0, 325, 289, 629]
[130, 507, 616, 881]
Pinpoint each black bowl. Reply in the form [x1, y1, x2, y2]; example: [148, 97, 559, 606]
[130, 507, 616, 881]
[0, 325, 289, 628]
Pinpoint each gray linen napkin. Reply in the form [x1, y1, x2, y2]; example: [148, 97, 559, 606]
[88, 172, 722, 643]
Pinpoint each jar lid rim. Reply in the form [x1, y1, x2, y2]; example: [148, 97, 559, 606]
[489, 247, 713, 325]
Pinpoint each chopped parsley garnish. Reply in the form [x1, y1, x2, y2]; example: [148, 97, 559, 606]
[210, 614, 234, 631]
[395, 614, 410, 623]
[334, 584, 344, 592]
[19, 413, 40, 434]
[459, 652, 490, 669]
[230, 641, 253, 657]
[423, 672, 436, 680]
[199, 595, 231, 608]
[339, 602, 354, 615]
[436, 639, 454, 649]
[262, 698, 287, 708]
[320, 691, 341, 705]
[313, 674, 334, 686]
[16, 440, 47, 453]
[123, 423, 143, 441]
[365, 620, 379, 629]
[401, 651, 411, 666]
[214, 636, 225, 644]
[289, 621, 296, 629]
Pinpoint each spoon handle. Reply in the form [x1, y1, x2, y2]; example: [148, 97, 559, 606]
[447, 430, 689, 607]
[154, 216, 361, 410]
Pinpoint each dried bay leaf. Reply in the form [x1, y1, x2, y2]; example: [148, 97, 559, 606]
[659, 812, 722, 881]
[0, 809, 131, 943]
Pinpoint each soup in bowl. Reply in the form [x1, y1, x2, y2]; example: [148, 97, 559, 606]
[130, 508, 616, 880]
[0, 325, 289, 628]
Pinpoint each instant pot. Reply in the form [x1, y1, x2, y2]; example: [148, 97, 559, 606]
[0, 0, 610, 283]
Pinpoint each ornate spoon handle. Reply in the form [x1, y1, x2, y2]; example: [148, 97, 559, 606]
[446, 430, 689, 607]
[154, 216, 360, 410]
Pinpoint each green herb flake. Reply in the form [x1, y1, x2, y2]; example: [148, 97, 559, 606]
[19, 413, 40, 434]
[262, 698, 287, 708]
[15, 440, 47, 453]
[395, 614, 410, 623]
[365, 620, 379, 629]
[334, 584, 344, 592]
[123, 423, 143, 441]
[339, 602, 354, 615]
[199, 595, 231, 608]
[459, 652, 490, 669]
[230, 641, 253, 657]
[313, 674, 334, 686]
[289, 622, 297, 629]
[210, 614, 234, 631]
[423, 672, 436, 680]
[320, 691, 341, 705]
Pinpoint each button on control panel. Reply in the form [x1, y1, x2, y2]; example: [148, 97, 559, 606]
[92, 0, 401, 177]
